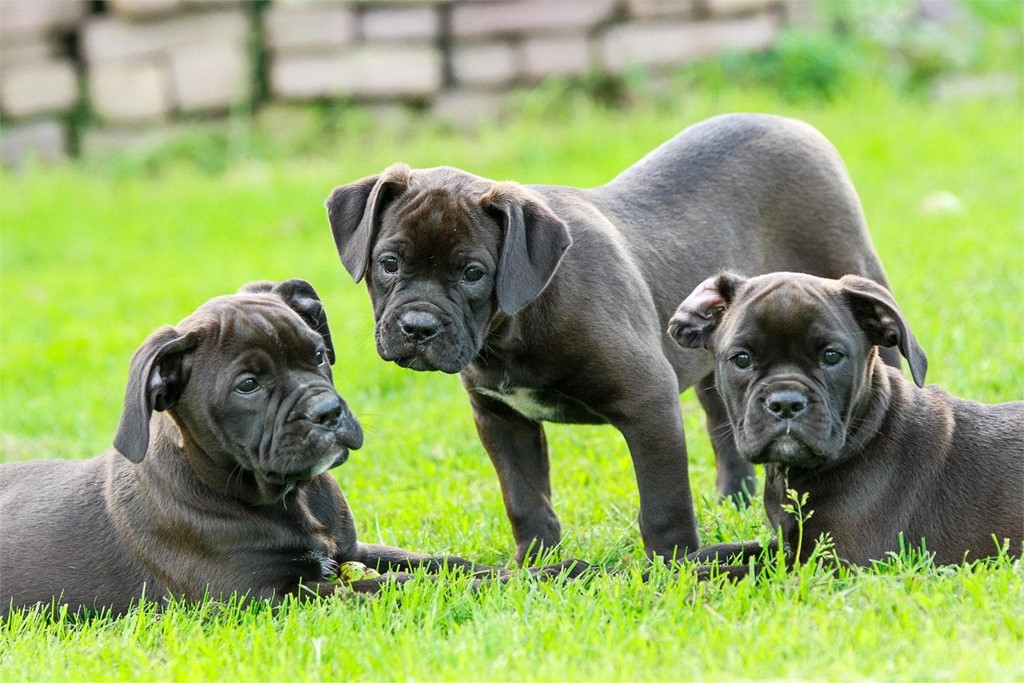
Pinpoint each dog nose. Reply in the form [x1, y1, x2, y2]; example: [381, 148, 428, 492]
[765, 390, 809, 420]
[398, 311, 442, 343]
[307, 396, 343, 428]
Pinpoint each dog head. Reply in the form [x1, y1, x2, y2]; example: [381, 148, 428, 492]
[113, 279, 363, 504]
[325, 165, 572, 373]
[668, 271, 927, 468]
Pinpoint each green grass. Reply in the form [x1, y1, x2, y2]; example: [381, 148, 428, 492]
[1, 81, 1022, 681]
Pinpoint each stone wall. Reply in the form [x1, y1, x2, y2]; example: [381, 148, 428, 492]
[0, 0, 793, 166]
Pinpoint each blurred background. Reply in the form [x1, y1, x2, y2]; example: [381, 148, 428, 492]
[1, 0, 1020, 169]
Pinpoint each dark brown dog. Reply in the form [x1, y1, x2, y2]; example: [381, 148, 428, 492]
[326, 114, 901, 563]
[670, 271, 1023, 575]
[0, 280, 579, 618]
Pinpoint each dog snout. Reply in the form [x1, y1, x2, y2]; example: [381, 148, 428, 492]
[339, 407, 364, 450]
[764, 390, 809, 421]
[302, 393, 363, 449]
[342, 415, 363, 450]
[666, 318, 685, 343]
[306, 395, 343, 428]
[398, 310, 443, 343]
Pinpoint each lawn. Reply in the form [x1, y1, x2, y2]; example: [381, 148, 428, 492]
[1, 80, 1022, 681]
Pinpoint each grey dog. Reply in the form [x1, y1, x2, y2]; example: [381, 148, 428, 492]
[326, 114, 898, 563]
[1, 280, 564, 618]
[670, 271, 1023, 575]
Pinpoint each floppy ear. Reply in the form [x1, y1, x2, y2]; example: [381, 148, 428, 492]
[275, 279, 336, 365]
[668, 271, 747, 349]
[839, 274, 928, 387]
[480, 183, 572, 316]
[113, 327, 199, 463]
[325, 163, 411, 282]
[238, 279, 336, 364]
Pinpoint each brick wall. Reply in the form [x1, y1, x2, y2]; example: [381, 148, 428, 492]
[0, 0, 791, 166]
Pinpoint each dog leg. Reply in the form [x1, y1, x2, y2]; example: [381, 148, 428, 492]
[686, 540, 765, 565]
[358, 545, 593, 581]
[614, 386, 701, 561]
[468, 393, 561, 565]
[346, 575, 417, 594]
[692, 563, 757, 582]
[353, 544, 593, 593]
[686, 540, 767, 582]
[356, 542, 501, 576]
[695, 373, 757, 505]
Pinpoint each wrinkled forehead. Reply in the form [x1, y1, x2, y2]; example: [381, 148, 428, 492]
[378, 171, 501, 258]
[721, 278, 855, 347]
[183, 295, 319, 356]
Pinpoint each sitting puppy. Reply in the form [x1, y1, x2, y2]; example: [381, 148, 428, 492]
[668, 271, 1023, 575]
[0, 280, 581, 618]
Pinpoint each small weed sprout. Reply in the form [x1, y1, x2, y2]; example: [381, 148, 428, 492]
[780, 480, 814, 564]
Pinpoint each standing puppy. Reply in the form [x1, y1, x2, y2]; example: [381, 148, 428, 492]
[0, 280, 537, 618]
[670, 271, 1023, 574]
[326, 114, 900, 563]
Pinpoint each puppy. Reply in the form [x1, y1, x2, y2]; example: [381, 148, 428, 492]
[669, 271, 1023, 575]
[0, 280, 581, 618]
[325, 114, 900, 562]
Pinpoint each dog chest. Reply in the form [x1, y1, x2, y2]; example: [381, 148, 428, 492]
[472, 382, 609, 424]
[475, 386, 561, 422]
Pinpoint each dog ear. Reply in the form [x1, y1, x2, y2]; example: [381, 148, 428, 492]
[272, 279, 336, 365]
[238, 280, 335, 363]
[113, 327, 199, 463]
[668, 271, 747, 349]
[325, 163, 411, 282]
[480, 183, 573, 316]
[839, 275, 928, 387]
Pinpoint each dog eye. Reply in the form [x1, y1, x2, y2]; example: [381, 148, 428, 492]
[235, 377, 260, 394]
[822, 349, 844, 366]
[380, 255, 399, 274]
[315, 350, 327, 366]
[730, 352, 752, 369]
[463, 265, 485, 283]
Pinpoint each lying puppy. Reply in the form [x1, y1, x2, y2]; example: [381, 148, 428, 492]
[0, 280, 581, 618]
[325, 113, 899, 563]
[669, 271, 1023, 575]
